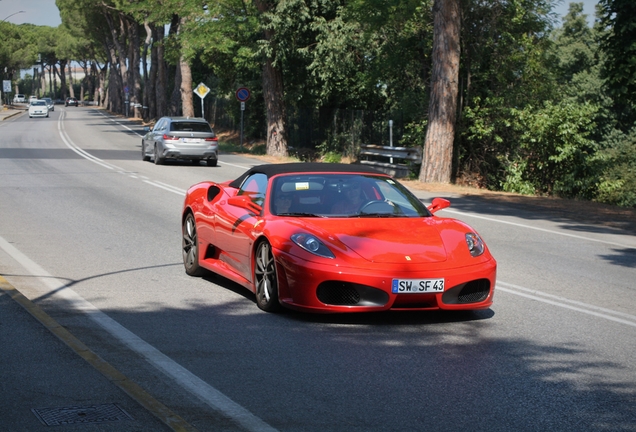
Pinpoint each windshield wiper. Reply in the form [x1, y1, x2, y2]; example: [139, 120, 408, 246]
[277, 212, 323, 217]
[353, 213, 403, 218]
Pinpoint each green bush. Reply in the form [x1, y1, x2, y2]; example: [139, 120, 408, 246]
[502, 100, 598, 199]
[595, 128, 636, 207]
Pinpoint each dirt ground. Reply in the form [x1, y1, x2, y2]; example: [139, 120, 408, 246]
[235, 146, 636, 235]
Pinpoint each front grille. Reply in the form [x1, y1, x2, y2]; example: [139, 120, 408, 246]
[317, 283, 360, 305]
[316, 282, 389, 306]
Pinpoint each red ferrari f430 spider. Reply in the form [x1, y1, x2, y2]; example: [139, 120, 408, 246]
[182, 163, 496, 313]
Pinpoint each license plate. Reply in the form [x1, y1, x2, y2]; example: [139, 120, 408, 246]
[183, 138, 201, 143]
[392, 278, 444, 294]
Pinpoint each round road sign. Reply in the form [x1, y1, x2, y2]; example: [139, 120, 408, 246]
[235, 87, 251, 102]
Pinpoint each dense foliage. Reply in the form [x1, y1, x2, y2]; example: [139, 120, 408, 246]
[1, 0, 634, 207]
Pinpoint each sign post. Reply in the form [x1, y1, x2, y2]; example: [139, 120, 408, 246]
[193, 83, 210, 119]
[388, 120, 394, 163]
[3, 80, 11, 106]
[235, 87, 251, 150]
[124, 86, 129, 117]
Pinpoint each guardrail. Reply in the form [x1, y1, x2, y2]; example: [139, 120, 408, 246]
[358, 144, 422, 178]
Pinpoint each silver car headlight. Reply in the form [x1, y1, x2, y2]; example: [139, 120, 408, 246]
[465, 232, 485, 257]
[291, 233, 335, 259]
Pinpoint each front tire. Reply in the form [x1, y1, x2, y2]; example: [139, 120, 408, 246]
[254, 241, 282, 312]
[182, 213, 205, 276]
[141, 141, 151, 161]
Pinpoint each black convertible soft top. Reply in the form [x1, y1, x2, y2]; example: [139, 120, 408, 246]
[228, 162, 384, 189]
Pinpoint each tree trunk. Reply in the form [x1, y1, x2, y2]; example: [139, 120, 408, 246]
[143, 20, 154, 121]
[67, 61, 75, 98]
[154, 25, 168, 117]
[419, 0, 461, 184]
[40, 64, 47, 97]
[129, 20, 142, 118]
[57, 60, 68, 99]
[180, 56, 194, 117]
[173, 16, 194, 118]
[254, 0, 288, 157]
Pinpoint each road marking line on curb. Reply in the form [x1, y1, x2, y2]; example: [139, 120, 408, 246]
[0, 275, 198, 432]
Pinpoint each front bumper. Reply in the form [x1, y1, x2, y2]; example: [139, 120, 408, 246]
[274, 251, 497, 313]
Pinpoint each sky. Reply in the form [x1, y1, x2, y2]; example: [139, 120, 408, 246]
[1, 0, 61, 26]
[554, 0, 599, 25]
[1, 0, 599, 28]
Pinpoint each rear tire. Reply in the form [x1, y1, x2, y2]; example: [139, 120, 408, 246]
[154, 145, 164, 165]
[207, 159, 218, 167]
[182, 213, 205, 276]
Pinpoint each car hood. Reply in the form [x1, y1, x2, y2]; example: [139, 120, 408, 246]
[303, 218, 448, 264]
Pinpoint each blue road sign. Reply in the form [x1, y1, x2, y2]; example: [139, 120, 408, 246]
[235, 87, 250, 102]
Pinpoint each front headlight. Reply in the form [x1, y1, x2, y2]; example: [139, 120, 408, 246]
[291, 233, 335, 259]
[465, 232, 485, 257]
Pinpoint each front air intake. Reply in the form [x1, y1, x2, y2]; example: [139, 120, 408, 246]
[316, 282, 389, 306]
[442, 279, 490, 304]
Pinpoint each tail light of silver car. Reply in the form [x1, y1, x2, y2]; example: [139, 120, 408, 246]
[162, 134, 180, 141]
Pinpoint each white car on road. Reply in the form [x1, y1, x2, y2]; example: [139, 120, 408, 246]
[28, 100, 49, 118]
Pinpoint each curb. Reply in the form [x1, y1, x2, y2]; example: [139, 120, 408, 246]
[0, 109, 24, 121]
[0, 275, 198, 432]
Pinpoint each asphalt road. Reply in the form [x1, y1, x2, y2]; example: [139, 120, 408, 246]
[1, 107, 635, 431]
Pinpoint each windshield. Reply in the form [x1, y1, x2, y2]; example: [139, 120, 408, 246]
[270, 173, 431, 218]
[31, 101, 46, 106]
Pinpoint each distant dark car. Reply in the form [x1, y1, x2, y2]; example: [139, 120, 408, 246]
[65, 97, 78, 107]
[142, 116, 219, 166]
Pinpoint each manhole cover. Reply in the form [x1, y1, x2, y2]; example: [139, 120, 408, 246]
[32, 403, 134, 426]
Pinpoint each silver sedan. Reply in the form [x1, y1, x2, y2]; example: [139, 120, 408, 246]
[142, 117, 219, 166]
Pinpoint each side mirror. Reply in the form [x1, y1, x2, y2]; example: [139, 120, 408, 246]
[143, 126, 150, 132]
[228, 196, 262, 215]
[427, 197, 451, 214]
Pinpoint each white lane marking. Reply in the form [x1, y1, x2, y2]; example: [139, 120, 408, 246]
[441, 208, 635, 250]
[0, 235, 278, 432]
[144, 180, 186, 195]
[58, 111, 123, 171]
[217, 160, 252, 169]
[498, 281, 636, 328]
[95, 110, 143, 137]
